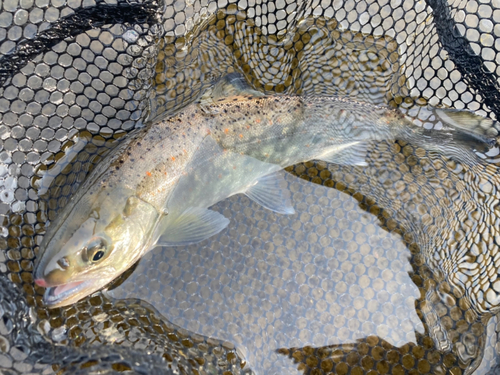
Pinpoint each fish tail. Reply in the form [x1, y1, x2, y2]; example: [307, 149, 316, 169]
[401, 108, 498, 167]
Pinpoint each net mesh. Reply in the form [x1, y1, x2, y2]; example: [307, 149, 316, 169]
[1, 0, 500, 374]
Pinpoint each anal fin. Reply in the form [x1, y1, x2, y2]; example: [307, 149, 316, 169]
[318, 142, 369, 166]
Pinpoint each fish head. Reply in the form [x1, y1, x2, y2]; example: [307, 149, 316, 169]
[34, 186, 159, 308]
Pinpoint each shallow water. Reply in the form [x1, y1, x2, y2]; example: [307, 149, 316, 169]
[108, 172, 424, 375]
[104, 132, 500, 375]
[1, 1, 500, 374]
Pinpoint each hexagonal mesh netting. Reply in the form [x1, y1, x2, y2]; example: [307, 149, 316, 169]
[1, 0, 500, 374]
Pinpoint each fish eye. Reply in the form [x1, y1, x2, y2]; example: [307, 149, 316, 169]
[92, 250, 105, 262]
[83, 237, 108, 263]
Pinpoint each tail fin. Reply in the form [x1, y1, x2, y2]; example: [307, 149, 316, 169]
[404, 108, 498, 167]
[434, 108, 498, 153]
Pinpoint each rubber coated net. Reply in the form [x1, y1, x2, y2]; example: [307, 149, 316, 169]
[1, 0, 500, 374]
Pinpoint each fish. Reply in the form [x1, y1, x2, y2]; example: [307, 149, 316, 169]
[33, 73, 497, 308]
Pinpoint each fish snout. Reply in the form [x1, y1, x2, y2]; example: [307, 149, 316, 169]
[34, 255, 73, 285]
[34, 278, 48, 287]
[35, 265, 73, 288]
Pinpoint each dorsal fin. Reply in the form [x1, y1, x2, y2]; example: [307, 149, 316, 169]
[199, 72, 265, 107]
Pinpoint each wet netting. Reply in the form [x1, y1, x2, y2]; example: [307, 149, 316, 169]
[1, 0, 500, 374]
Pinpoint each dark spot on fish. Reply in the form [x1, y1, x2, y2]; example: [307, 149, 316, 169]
[131, 158, 135, 162]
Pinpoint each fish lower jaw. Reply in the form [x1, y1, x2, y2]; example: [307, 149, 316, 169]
[43, 280, 88, 307]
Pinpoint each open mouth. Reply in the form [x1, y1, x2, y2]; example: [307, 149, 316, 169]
[43, 280, 88, 306]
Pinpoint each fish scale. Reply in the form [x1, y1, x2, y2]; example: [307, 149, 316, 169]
[79, 97, 397, 214]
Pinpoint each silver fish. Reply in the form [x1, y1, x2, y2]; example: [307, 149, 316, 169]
[33, 74, 496, 308]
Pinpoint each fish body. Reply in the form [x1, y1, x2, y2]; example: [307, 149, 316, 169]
[34, 75, 496, 308]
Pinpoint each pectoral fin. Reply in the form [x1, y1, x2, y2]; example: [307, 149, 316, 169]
[244, 172, 295, 214]
[318, 142, 369, 166]
[154, 207, 230, 247]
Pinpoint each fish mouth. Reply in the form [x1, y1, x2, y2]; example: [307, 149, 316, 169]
[43, 280, 90, 307]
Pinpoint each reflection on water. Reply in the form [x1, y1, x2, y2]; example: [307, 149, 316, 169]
[3, 7, 498, 375]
